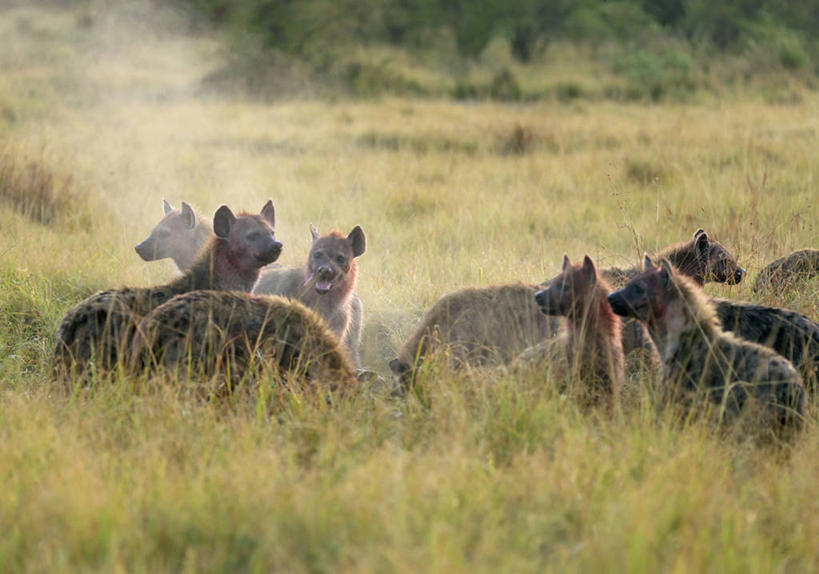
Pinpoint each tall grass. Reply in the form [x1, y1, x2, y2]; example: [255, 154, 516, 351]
[0, 2, 817, 572]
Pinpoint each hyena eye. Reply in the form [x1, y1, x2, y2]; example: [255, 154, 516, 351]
[312, 252, 322, 260]
[335, 255, 346, 265]
[246, 232, 260, 241]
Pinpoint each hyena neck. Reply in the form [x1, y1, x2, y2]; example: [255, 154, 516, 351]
[168, 239, 261, 294]
[660, 242, 706, 285]
[566, 290, 621, 362]
[650, 279, 720, 365]
[173, 225, 212, 271]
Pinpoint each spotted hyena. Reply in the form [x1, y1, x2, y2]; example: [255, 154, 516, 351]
[254, 225, 365, 368]
[135, 199, 213, 272]
[530, 254, 624, 411]
[607, 258, 805, 436]
[54, 201, 282, 380]
[132, 291, 357, 394]
[753, 248, 819, 292]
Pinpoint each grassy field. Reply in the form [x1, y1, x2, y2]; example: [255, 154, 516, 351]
[1, 3, 818, 572]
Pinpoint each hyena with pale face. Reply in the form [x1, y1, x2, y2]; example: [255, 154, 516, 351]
[135, 200, 213, 272]
[753, 248, 819, 292]
[531, 255, 624, 410]
[54, 201, 282, 380]
[254, 225, 365, 368]
[607, 257, 805, 435]
[132, 291, 357, 394]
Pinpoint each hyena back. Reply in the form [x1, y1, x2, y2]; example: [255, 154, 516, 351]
[54, 201, 282, 380]
[135, 200, 213, 272]
[532, 254, 624, 410]
[390, 284, 561, 387]
[608, 258, 805, 435]
[133, 291, 357, 393]
[714, 298, 819, 395]
[753, 248, 819, 292]
[254, 225, 365, 368]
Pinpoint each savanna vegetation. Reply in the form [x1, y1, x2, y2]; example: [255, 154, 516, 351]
[0, 1, 817, 571]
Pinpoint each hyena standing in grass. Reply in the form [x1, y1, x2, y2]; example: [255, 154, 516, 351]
[527, 255, 624, 411]
[607, 258, 805, 436]
[753, 248, 819, 292]
[254, 225, 365, 368]
[54, 201, 281, 380]
[135, 200, 212, 272]
[132, 291, 358, 394]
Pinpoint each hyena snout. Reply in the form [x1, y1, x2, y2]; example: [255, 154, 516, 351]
[314, 264, 339, 294]
[731, 267, 745, 285]
[534, 287, 558, 315]
[135, 238, 160, 261]
[606, 290, 632, 318]
[259, 239, 283, 264]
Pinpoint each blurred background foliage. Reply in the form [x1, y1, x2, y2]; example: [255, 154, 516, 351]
[180, 0, 819, 101]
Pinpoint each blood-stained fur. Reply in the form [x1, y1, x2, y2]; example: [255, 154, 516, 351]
[608, 258, 805, 436]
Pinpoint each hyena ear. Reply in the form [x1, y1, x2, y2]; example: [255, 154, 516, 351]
[562, 253, 571, 271]
[181, 202, 196, 230]
[694, 229, 709, 254]
[582, 254, 597, 280]
[163, 199, 173, 215]
[659, 258, 674, 287]
[310, 224, 320, 242]
[260, 200, 275, 227]
[347, 226, 366, 257]
[643, 253, 653, 271]
[213, 205, 237, 238]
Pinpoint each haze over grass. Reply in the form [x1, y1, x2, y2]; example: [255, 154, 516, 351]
[0, 2, 817, 571]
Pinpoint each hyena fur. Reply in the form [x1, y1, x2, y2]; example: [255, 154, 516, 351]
[132, 291, 357, 394]
[54, 201, 282, 380]
[390, 284, 560, 388]
[530, 254, 624, 410]
[135, 200, 213, 272]
[254, 225, 365, 368]
[608, 257, 805, 435]
[713, 298, 819, 395]
[753, 248, 819, 292]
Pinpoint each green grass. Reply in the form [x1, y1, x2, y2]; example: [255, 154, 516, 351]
[0, 2, 817, 572]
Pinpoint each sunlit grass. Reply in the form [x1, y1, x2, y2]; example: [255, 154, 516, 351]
[0, 2, 817, 572]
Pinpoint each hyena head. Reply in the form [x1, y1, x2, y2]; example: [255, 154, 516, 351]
[669, 229, 745, 286]
[135, 200, 211, 270]
[535, 254, 601, 318]
[213, 200, 282, 270]
[607, 256, 676, 323]
[304, 224, 366, 297]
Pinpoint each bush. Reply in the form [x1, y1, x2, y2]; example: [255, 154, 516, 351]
[0, 146, 81, 225]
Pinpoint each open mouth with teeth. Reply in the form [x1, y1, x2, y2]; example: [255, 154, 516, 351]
[315, 279, 335, 294]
